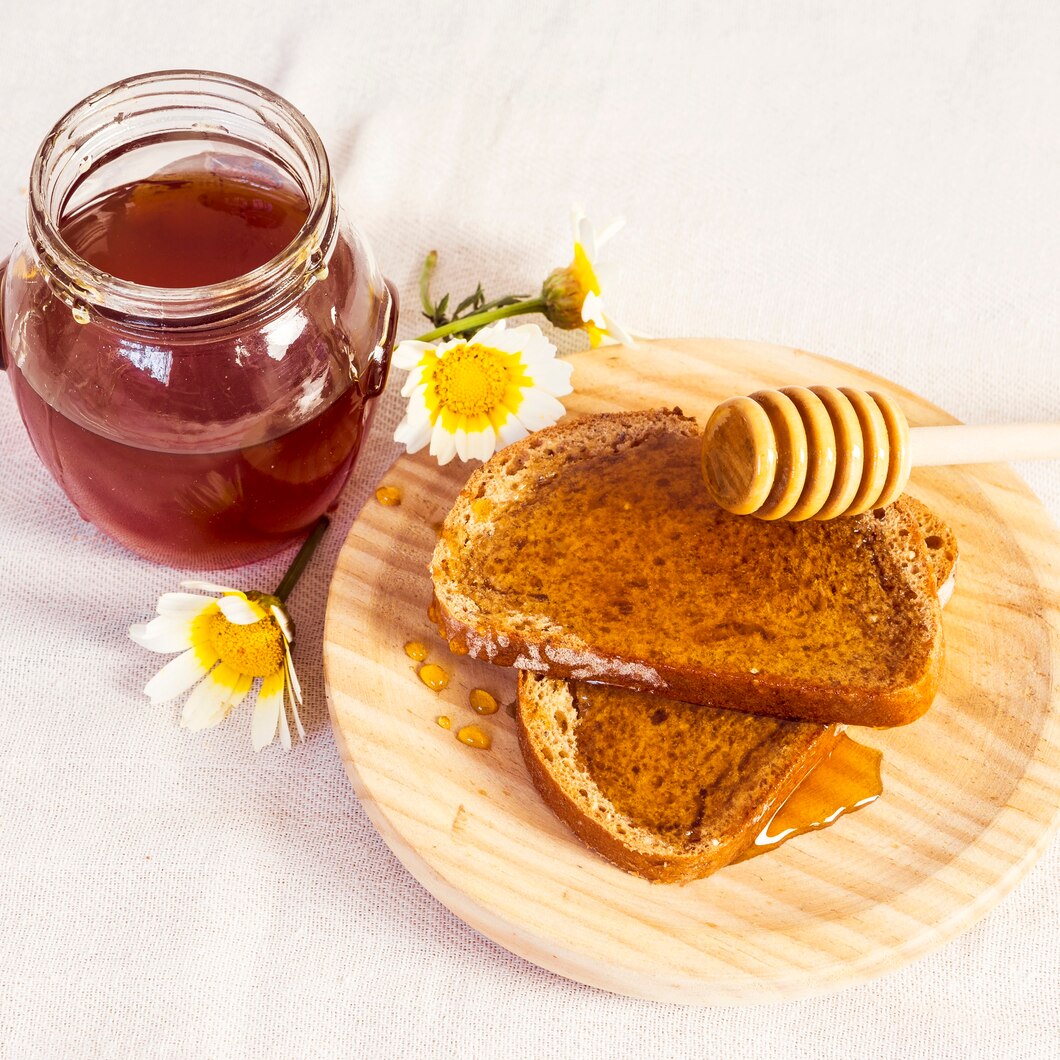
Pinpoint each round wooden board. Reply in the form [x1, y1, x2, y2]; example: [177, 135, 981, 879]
[322, 338, 1060, 1005]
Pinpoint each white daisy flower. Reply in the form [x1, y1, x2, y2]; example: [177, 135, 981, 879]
[542, 208, 633, 347]
[130, 581, 304, 751]
[392, 321, 573, 465]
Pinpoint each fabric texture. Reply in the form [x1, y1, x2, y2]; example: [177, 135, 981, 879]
[0, 2, 1057, 1057]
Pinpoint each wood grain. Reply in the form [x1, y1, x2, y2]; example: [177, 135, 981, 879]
[322, 338, 1060, 1005]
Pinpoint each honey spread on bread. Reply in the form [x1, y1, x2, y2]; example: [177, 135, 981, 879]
[517, 674, 842, 882]
[431, 409, 945, 728]
[513, 495, 955, 883]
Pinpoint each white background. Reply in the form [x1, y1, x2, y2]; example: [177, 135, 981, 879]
[0, 2, 1057, 1057]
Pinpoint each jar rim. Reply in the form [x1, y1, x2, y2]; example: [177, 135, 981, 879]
[27, 69, 336, 329]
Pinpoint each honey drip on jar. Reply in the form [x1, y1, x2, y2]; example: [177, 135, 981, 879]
[735, 734, 882, 862]
[375, 485, 402, 506]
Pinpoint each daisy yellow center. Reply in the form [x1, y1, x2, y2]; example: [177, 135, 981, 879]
[431, 344, 511, 417]
[204, 610, 284, 677]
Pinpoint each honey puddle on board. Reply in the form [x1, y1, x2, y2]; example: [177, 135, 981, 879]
[736, 734, 882, 862]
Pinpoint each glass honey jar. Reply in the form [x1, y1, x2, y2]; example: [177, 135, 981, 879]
[0, 70, 398, 568]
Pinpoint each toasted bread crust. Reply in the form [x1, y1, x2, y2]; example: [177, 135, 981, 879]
[902, 496, 959, 606]
[430, 409, 945, 727]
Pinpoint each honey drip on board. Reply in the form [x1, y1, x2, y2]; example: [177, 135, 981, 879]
[375, 485, 402, 506]
[735, 734, 882, 862]
[436, 715, 451, 730]
[469, 689, 499, 715]
[404, 640, 429, 661]
[457, 724, 491, 750]
[418, 663, 449, 692]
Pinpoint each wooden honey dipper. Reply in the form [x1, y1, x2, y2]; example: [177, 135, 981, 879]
[701, 385, 1060, 520]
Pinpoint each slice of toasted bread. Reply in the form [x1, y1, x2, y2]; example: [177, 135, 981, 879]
[431, 409, 944, 727]
[517, 674, 841, 883]
[515, 503, 957, 883]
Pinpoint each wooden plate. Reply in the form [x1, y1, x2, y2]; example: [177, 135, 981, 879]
[322, 339, 1060, 1004]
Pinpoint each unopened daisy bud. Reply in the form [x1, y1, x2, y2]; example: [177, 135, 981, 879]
[542, 209, 634, 348]
[541, 264, 588, 330]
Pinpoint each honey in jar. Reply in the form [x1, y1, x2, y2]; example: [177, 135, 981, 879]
[0, 72, 397, 569]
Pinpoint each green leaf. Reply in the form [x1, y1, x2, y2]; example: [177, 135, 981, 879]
[454, 282, 486, 317]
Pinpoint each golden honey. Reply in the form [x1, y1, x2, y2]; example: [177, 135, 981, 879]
[418, 663, 449, 692]
[404, 640, 429, 661]
[736, 734, 882, 861]
[456, 724, 491, 750]
[435, 715, 452, 730]
[469, 688, 499, 715]
[375, 485, 402, 506]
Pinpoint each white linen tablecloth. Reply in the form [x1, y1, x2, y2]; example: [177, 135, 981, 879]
[1, 2, 1057, 1056]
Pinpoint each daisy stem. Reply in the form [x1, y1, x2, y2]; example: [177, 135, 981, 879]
[413, 297, 548, 343]
[274, 516, 330, 603]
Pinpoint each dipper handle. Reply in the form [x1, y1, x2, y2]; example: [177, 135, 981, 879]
[701, 386, 1060, 520]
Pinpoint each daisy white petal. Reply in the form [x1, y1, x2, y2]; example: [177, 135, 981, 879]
[517, 333, 565, 365]
[429, 420, 458, 465]
[496, 417, 529, 448]
[574, 212, 596, 258]
[217, 594, 264, 625]
[525, 358, 574, 397]
[394, 421, 432, 453]
[603, 312, 635, 347]
[129, 615, 199, 653]
[156, 593, 217, 616]
[400, 392, 432, 432]
[284, 653, 306, 743]
[180, 667, 239, 731]
[393, 416, 433, 454]
[277, 695, 292, 751]
[143, 644, 218, 703]
[252, 672, 284, 751]
[466, 426, 495, 462]
[581, 289, 608, 328]
[471, 325, 524, 354]
[469, 322, 507, 346]
[283, 644, 303, 706]
[394, 398, 430, 447]
[181, 580, 240, 595]
[223, 672, 254, 715]
[513, 389, 567, 432]
[594, 216, 626, 249]
[453, 426, 470, 462]
[392, 340, 436, 369]
[400, 371, 428, 398]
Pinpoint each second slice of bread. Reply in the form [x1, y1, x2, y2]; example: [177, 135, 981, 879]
[517, 674, 841, 883]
